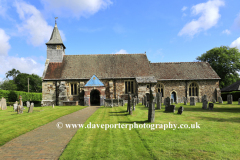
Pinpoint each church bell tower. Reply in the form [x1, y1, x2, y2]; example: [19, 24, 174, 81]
[46, 19, 66, 62]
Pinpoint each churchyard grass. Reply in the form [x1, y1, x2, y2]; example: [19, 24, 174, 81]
[60, 102, 240, 160]
[0, 105, 86, 146]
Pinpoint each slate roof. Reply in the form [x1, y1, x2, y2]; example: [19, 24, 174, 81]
[221, 80, 240, 92]
[44, 54, 152, 80]
[150, 62, 221, 80]
[46, 23, 65, 48]
[136, 76, 157, 83]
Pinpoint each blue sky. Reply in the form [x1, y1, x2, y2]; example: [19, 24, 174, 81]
[0, 0, 240, 81]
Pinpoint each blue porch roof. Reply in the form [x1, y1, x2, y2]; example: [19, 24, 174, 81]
[85, 75, 104, 87]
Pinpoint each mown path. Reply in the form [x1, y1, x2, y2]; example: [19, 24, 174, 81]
[0, 106, 100, 160]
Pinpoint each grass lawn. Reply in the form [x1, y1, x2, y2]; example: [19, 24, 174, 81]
[0, 105, 86, 146]
[60, 102, 240, 160]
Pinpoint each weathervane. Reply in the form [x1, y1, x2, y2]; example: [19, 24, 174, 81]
[55, 17, 58, 24]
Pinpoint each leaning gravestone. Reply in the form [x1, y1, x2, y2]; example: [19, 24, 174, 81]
[227, 95, 233, 104]
[184, 97, 187, 105]
[177, 106, 184, 115]
[28, 103, 34, 113]
[190, 97, 196, 106]
[202, 100, 208, 109]
[17, 105, 23, 114]
[218, 96, 223, 104]
[1, 97, 7, 110]
[208, 103, 214, 110]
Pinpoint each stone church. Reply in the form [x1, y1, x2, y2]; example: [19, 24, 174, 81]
[42, 23, 221, 106]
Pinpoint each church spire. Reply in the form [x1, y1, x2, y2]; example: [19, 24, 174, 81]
[46, 18, 65, 49]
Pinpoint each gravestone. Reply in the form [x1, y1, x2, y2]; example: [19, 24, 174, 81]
[212, 99, 216, 103]
[111, 96, 113, 108]
[19, 95, 23, 107]
[137, 97, 139, 104]
[208, 103, 214, 110]
[28, 103, 34, 113]
[202, 95, 208, 102]
[145, 95, 147, 107]
[177, 106, 184, 114]
[184, 97, 187, 105]
[133, 98, 135, 111]
[117, 95, 119, 106]
[127, 93, 130, 112]
[165, 104, 175, 112]
[148, 102, 155, 122]
[238, 98, 240, 105]
[190, 97, 195, 106]
[218, 96, 223, 104]
[165, 97, 171, 112]
[129, 94, 132, 115]
[202, 100, 208, 109]
[26, 101, 30, 108]
[170, 98, 173, 104]
[1, 97, 7, 110]
[17, 105, 23, 114]
[227, 95, 233, 104]
[52, 104, 54, 108]
[13, 104, 18, 112]
[156, 92, 161, 109]
[142, 97, 144, 105]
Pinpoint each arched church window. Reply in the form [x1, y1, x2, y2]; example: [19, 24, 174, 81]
[189, 82, 198, 96]
[156, 83, 164, 97]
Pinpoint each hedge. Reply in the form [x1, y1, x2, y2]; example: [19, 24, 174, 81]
[221, 91, 240, 101]
[0, 90, 42, 102]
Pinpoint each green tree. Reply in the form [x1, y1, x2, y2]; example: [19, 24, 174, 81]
[196, 46, 240, 88]
[0, 79, 17, 90]
[5, 68, 21, 82]
[15, 73, 42, 92]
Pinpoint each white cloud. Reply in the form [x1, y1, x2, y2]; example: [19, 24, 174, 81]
[41, 0, 112, 18]
[113, 49, 128, 54]
[14, 1, 54, 46]
[0, 55, 44, 77]
[178, 0, 224, 37]
[222, 29, 231, 35]
[0, 28, 11, 56]
[181, 6, 188, 11]
[230, 37, 240, 50]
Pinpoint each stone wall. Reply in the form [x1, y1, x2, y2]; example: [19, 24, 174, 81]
[42, 81, 56, 106]
[42, 79, 220, 106]
[158, 80, 220, 103]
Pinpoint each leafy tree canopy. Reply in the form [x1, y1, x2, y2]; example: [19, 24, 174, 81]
[15, 73, 42, 92]
[5, 68, 21, 82]
[0, 79, 17, 90]
[196, 46, 240, 88]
